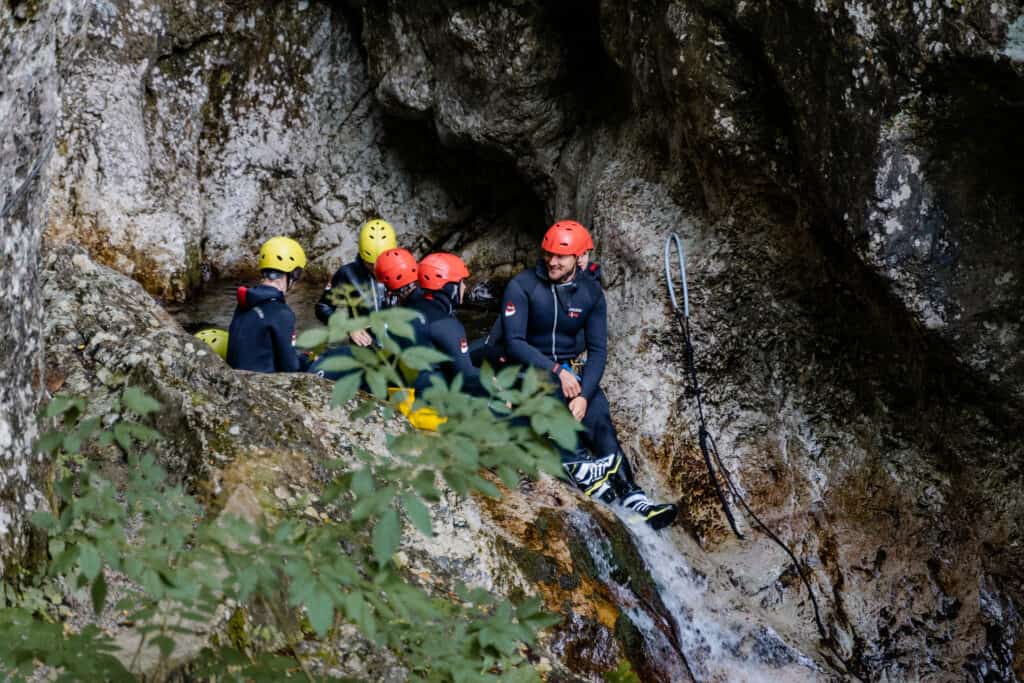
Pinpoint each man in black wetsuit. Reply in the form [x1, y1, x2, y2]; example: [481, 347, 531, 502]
[470, 229, 600, 368]
[310, 219, 396, 380]
[227, 236, 311, 373]
[314, 218, 396, 344]
[501, 221, 677, 529]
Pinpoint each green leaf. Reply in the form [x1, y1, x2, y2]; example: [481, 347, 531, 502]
[36, 430, 65, 454]
[401, 346, 451, 370]
[78, 543, 101, 581]
[468, 475, 502, 499]
[349, 399, 376, 420]
[372, 508, 400, 567]
[387, 319, 415, 341]
[306, 590, 334, 637]
[330, 372, 363, 407]
[352, 469, 374, 497]
[91, 572, 108, 615]
[547, 415, 580, 451]
[365, 369, 388, 400]
[150, 634, 176, 657]
[400, 493, 432, 537]
[296, 327, 328, 349]
[316, 354, 362, 373]
[497, 466, 520, 490]
[30, 510, 56, 531]
[351, 486, 397, 521]
[122, 387, 161, 415]
[44, 396, 85, 419]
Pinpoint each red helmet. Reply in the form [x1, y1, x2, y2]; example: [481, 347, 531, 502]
[541, 220, 593, 256]
[374, 248, 418, 291]
[418, 253, 470, 290]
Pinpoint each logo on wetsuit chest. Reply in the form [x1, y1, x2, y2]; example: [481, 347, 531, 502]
[460, 338, 468, 353]
[505, 302, 516, 316]
[568, 307, 583, 319]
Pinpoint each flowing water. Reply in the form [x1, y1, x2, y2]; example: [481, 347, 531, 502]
[572, 507, 824, 682]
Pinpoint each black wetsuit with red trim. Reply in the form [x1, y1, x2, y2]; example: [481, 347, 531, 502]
[470, 262, 602, 368]
[227, 285, 309, 373]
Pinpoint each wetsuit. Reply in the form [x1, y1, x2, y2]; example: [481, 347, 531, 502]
[405, 288, 485, 396]
[500, 262, 633, 477]
[227, 285, 308, 373]
[470, 262, 602, 367]
[314, 258, 387, 324]
[310, 258, 390, 381]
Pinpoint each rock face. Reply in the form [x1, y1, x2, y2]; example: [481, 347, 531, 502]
[17, 0, 1024, 680]
[0, 0, 60, 576]
[358, 1, 1024, 679]
[43, 0, 544, 300]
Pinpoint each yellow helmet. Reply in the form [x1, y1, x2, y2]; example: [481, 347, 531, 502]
[195, 328, 229, 360]
[258, 236, 307, 273]
[387, 387, 448, 432]
[359, 219, 397, 264]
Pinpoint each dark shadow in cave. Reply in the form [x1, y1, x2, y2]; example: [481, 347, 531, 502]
[541, 0, 632, 126]
[915, 56, 1024, 335]
[377, 112, 547, 334]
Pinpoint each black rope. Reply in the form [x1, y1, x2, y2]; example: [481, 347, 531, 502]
[665, 234, 866, 680]
[674, 310, 867, 681]
[680, 312, 744, 540]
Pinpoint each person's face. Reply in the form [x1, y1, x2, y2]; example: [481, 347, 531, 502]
[544, 251, 577, 283]
[578, 250, 591, 270]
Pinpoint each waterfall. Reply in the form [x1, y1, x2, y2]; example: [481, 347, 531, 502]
[572, 507, 823, 682]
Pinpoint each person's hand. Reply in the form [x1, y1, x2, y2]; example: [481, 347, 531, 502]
[350, 329, 373, 347]
[558, 368, 581, 399]
[569, 396, 588, 421]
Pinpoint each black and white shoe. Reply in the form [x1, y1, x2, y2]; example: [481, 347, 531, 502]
[563, 451, 623, 500]
[621, 490, 678, 530]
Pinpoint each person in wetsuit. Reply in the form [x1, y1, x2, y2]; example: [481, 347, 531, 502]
[226, 236, 311, 373]
[470, 232, 601, 369]
[501, 221, 677, 530]
[409, 252, 485, 397]
[314, 218, 396, 343]
[310, 218, 396, 380]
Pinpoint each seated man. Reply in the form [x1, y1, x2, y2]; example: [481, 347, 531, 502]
[314, 218, 396, 345]
[500, 221, 677, 529]
[227, 236, 310, 373]
[470, 226, 600, 368]
[310, 219, 397, 380]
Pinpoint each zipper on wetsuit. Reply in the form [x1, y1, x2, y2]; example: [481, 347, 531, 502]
[550, 285, 558, 361]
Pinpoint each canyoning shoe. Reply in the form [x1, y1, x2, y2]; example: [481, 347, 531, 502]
[621, 490, 678, 530]
[563, 451, 623, 499]
[590, 481, 617, 504]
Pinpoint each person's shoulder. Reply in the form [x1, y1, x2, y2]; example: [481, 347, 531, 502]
[578, 272, 603, 294]
[267, 299, 297, 320]
[509, 268, 542, 292]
